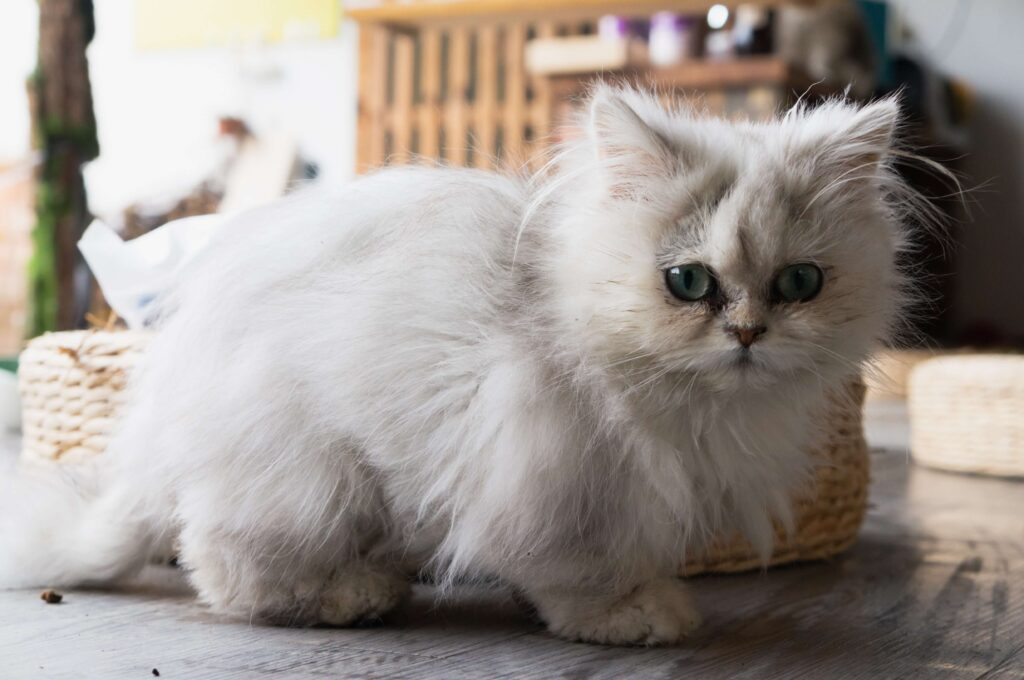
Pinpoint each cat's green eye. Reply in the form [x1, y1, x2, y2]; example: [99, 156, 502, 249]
[665, 264, 716, 302]
[774, 263, 824, 303]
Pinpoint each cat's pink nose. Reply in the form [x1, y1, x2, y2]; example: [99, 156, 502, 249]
[726, 325, 767, 348]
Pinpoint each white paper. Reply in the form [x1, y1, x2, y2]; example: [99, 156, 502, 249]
[78, 214, 224, 328]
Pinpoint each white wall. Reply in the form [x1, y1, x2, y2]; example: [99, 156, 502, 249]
[0, 1, 360, 219]
[86, 1, 359, 219]
[890, 0, 1024, 339]
[0, 1, 37, 164]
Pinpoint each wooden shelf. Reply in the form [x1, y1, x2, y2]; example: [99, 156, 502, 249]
[346, 0, 820, 26]
[640, 56, 793, 89]
[546, 56, 823, 93]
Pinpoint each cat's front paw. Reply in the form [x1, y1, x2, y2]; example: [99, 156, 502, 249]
[533, 578, 702, 646]
[317, 564, 410, 626]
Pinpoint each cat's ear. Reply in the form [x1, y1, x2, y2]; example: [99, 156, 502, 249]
[587, 87, 677, 196]
[797, 97, 901, 177]
[833, 97, 900, 168]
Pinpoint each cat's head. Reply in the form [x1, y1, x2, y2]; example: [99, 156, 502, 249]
[548, 86, 911, 394]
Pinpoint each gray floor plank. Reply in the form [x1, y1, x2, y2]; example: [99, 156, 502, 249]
[2, 402, 1022, 678]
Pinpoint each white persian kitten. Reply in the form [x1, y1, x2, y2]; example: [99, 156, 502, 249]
[2, 87, 912, 645]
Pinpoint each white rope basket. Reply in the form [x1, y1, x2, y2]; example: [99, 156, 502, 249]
[865, 348, 938, 401]
[909, 354, 1024, 478]
[19, 330, 150, 464]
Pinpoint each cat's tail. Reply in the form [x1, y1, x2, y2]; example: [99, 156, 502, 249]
[0, 455, 163, 589]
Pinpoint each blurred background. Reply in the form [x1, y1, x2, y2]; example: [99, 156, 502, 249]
[0, 0, 1020, 360]
[3, 7, 1022, 664]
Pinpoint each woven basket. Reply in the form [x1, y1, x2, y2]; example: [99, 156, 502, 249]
[865, 348, 938, 401]
[19, 330, 870, 575]
[908, 354, 1024, 478]
[19, 330, 150, 464]
[683, 380, 869, 575]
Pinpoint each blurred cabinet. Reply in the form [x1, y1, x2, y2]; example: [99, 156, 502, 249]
[356, 17, 567, 172]
[349, 0, 828, 172]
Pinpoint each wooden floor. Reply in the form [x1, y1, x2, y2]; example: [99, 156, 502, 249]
[2, 400, 1023, 679]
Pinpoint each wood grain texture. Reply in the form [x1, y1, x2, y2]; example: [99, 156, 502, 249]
[2, 404, 1023, 679]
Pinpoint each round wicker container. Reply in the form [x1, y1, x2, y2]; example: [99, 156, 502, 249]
[909, 354, 1024, 478]
[865, 348, 938, 401]
[19, 330, 870, 575]
[19, 330, 150, 464]
[683, 380, 869, 575]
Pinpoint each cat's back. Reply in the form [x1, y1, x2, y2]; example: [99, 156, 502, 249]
[221, 164, 526, 272]
[173, 165, 529, 323]
[318, 164, 531, 313]
[165, 165, 532, 375]
[144, 164, 536, 449]
[338, 164, 529, 278]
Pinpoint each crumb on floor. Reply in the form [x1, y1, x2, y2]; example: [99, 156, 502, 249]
[40, 590, 63, 605]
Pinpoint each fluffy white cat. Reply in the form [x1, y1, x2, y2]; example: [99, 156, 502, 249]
[1, 86, 914, 645]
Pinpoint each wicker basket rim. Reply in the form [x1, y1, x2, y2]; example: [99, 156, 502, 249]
[912, 353, 1024, 368]
[27, 329, 152, 346]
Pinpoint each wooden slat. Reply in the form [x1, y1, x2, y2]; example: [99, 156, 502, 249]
[502, 21, 527, 168]
[356, 24, 389, 172]
[418, 27, 443, 161]
[347, 0, 821, 26]
[526, 20, 555, 169]
[443, 25, 470, 166]
[473, 24, 498, 169]
[391, 32, 415, 164]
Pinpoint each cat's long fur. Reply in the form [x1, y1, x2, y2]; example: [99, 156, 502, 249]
[1, 87, 911, 645]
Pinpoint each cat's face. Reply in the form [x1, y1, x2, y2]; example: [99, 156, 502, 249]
[552, 88, 905, 394]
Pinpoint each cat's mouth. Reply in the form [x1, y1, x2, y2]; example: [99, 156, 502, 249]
[721, 347, 781, 386]
[733, 349, 754, 367]
[669, 345, 787, 390]
[697, 346, 767, 373]
[730, 347, 769, 374]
